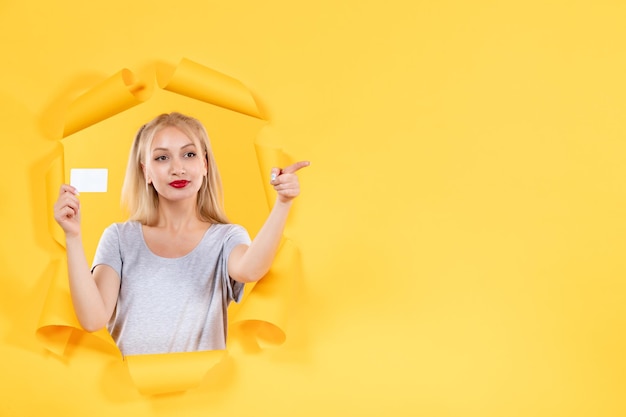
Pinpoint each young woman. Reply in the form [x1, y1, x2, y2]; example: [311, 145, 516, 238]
[53, 112, 309, 356]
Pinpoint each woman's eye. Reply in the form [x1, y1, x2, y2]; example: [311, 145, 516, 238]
[155, 155, 168, 161]
[185, 152, 197, 158]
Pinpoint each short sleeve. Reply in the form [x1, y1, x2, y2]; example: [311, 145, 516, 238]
[91, 224, 123, 277]
[222, 224, 251, 303]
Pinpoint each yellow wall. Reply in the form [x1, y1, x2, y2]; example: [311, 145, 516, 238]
[1, 0, 626, 415]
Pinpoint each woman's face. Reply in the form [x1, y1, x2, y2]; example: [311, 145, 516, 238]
[142, 126, 207, 203]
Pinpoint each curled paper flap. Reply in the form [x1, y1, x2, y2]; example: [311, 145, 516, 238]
[231, 239, 301, 348]
[125, 350, 225, 396]
[157, 58, 262, 119]
[35, 259, 74, 356]
[46, 154, 65, 248]
[63, 69, 148, 137]
[229, 143, 300, 348]
[38, 58, 303, 394]
[36, 259, 120, 357]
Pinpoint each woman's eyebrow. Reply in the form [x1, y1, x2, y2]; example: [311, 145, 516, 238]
[152, 143, 196, 153]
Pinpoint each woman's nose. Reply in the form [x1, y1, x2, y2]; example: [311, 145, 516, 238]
[170, 159, 186, 175]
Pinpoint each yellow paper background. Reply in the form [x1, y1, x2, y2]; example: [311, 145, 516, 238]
[1, 0, 626, 415]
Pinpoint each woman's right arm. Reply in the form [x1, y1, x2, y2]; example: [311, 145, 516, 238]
[54, 185, 120, 332]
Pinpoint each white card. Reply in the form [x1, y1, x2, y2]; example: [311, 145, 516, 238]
[70, 168, 108, 192]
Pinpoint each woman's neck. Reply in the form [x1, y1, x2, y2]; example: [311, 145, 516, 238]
[152, 199, 206, 231]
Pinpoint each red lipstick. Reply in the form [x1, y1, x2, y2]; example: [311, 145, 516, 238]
[169, 180, 189, 188]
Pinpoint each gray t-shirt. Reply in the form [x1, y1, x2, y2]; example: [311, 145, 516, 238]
[92, 221, 250, 356]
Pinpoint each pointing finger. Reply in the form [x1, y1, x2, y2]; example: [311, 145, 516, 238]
[281, 160, 310, 175]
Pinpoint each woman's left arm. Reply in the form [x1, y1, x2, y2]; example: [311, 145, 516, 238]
[228, 161, 310, 283]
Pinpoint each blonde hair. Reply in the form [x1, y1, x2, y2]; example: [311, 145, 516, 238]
[121, 112, 230, 225]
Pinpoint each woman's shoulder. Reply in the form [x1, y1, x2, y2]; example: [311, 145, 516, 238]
[207, 222, 251, 244]
[96, 221, 143, 254]
[210, 222, 246, 233]
[103, 220, 142, 237]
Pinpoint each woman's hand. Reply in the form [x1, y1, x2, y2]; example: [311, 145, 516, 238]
[53, 184, 82, 237]
[270, 161, 310, 204]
